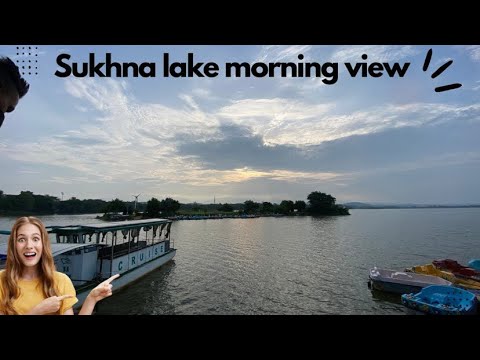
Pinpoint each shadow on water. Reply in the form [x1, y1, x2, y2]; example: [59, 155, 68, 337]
[94, 260, 177, 315]
[370, 289, 402, 305]
[368, 285, 422, 315]
[366, 280, 411, 314]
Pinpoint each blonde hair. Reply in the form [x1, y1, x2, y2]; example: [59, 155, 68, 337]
[0, 216, 58, 315]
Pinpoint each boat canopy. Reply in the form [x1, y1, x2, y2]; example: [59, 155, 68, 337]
[49, 218, 171, 235]
[0, 218, 171, 239]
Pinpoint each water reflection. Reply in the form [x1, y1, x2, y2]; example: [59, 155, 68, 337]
[1, 209, 480, 314]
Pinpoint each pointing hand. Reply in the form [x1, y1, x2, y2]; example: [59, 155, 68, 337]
[89, 274, 120, 302]
[31, 294, 75, 315]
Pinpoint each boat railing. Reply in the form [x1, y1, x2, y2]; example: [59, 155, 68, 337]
[96, 238, 171, 259]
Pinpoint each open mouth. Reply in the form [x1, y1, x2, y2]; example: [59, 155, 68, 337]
[24, 252, 37, 258]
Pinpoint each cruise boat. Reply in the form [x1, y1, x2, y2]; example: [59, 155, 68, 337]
[0, 218, 176, 308]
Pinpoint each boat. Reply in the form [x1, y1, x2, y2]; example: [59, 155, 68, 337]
[368, 267, 452, 295]
[407, 264, 480, 291]
[0, 218, 176, 308]
[401, 285, 477, 315]
[468, 259, 480, 272]
[432, 259, 480, 279]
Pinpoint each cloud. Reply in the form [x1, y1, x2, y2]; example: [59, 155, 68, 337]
[331, 45, 418, 63]
[217, 99, 480, 146]
[3, 69, 480, 198]
[463, 45, 480, 62]
[216, 98, 333, 145]
[256, 45, 313, 63]
[178, 112, 480, 178]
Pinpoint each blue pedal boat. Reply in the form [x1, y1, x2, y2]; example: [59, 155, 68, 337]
[401, 285, 477, 315]
[468, 259, 480, 272]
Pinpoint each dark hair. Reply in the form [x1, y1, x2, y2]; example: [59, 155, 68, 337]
[0, 57, 30, 98]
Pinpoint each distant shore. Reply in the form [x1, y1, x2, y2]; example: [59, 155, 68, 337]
[343, 204, 480, 209]
[2, 205, 480, 218]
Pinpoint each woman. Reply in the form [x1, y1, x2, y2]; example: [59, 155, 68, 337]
[0, 216, 119, 315]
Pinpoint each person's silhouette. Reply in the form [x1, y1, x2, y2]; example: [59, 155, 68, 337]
[0, 57, 30, 128]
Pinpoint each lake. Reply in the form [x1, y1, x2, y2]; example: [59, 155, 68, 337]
[1, 208, 479, 314]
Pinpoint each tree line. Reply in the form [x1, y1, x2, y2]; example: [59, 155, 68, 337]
[0, 190, 349, 216]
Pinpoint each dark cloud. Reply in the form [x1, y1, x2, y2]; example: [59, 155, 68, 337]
[177, 122, 480, 172]
[177, 124, 300, 170]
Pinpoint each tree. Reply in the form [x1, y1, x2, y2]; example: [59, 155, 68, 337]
[159, 197, 180, 216]
[261, 202, 274, 214]
[243, 200, 259, 214]
[146, 198, 161, 217]
[294, 200, 306, 212]
[103, 198, 126, 214]
[307, 191, 349, 215]
[33, 194, 58, 213]
[60, 197, 84, 214]
[17, 191, 35, 212]
[218, 203, 234, 212]
[192, 202, 200, 212]
[279, 200, 295, 214]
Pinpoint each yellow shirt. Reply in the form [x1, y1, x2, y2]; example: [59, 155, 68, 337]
[0, 270, 78, 315]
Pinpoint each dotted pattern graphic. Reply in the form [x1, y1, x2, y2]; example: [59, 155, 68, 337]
[15, 46, 39, 76]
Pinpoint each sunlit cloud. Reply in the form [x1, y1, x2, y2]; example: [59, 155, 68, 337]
[218, 100, 480, 146]
[147, 167, 348, 187]
[331, 45, 418, 63]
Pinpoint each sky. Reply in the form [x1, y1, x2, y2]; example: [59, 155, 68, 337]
[0, 45, 479, 205]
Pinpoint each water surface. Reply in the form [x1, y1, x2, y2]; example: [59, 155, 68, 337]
[1, 209, 478, 314]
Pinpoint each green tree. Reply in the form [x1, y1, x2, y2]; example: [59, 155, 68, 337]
[17, 191, 35, 212]
[243, 200, 259, 214]
[104, 198, 126, 213]
[279, 200, 295, 214]
[146, 198, 161, 217]
[60, 197, 84, 214]
[159, 197, 180, 216]
[33, 194, 58, 213]
[218, 203, 234, 212]
[294, 200, 306, 212]
[192, 202, 200, 212]
[261, 202, 274, 214]
[307, 191, 349, 215]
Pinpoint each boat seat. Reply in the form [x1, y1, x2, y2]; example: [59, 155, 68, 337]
[392, 271, 411, 278]
[429, 293, 447, 304]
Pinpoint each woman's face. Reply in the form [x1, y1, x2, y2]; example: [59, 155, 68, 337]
[15, 223, 43, 268]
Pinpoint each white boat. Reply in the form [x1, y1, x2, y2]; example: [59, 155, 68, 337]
[368, 267, 452, 295]
[0, 218, 176, 308]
